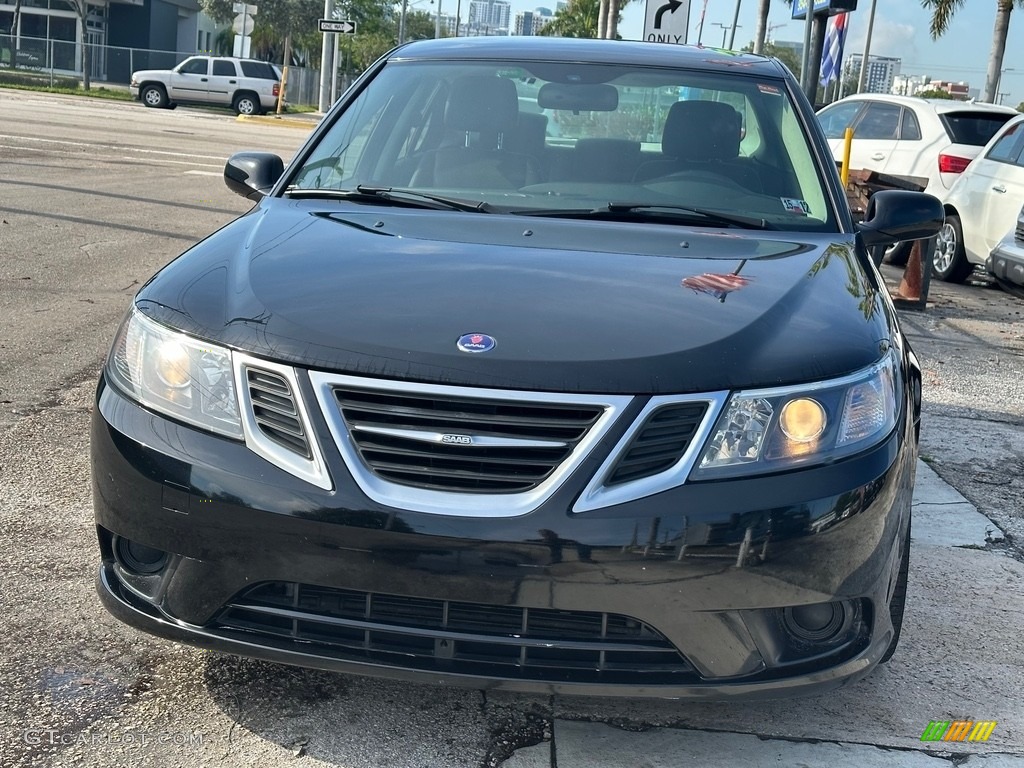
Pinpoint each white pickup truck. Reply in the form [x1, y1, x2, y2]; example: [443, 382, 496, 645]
[130, 56, 282, 115]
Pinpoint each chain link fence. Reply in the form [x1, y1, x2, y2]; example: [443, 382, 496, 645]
[0, 34, 324, 107]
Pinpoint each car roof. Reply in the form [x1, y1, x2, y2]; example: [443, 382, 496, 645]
[390, 37, 789, 78]
[823, 93, 1018, 115]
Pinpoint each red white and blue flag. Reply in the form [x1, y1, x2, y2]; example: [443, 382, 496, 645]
[819, 12, 849, 87]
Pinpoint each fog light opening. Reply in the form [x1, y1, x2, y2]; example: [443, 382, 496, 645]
[113, 536, 169, 575]
[783, 601, 849, 643]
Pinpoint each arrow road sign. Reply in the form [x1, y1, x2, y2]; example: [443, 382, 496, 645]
[654, 0, 682, 29]
[644, 0, 690, 44]
[318, 19, 357, 34]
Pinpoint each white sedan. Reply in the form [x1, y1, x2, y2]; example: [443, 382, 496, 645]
[935, 114, 1024, 283]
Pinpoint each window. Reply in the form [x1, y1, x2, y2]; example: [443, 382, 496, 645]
[178, 58, 209, 75]
[986, 122, 1024, 164]
[941, 111, 1016, 147]
[899, 109, 921, 141]
[817, 102, 862, 140]
[853, 103, 901, 140]
[240, 61, 278, 80]
[213, 60, 236, 77]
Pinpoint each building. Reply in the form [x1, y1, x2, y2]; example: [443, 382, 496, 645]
[843, 53, 901, 95]
[0, 0, 210, 83]
[892, 74, 929, 97]
[431, 12, 460, 36]
[467, 0, 511, 34]
[928, 79, 970, 100]
[514, 7, 554, 36]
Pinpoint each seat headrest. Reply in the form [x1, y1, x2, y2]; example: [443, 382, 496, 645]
[445, 76, 519, 134]
[662, 101, 742, 161]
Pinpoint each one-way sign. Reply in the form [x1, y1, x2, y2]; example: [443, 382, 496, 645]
[643, 0, 690, 44]
[318, 19, 356, 34]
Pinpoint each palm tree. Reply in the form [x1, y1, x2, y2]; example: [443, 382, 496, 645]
[922, 0, 1024, 104]
[541, 0, 627, 38]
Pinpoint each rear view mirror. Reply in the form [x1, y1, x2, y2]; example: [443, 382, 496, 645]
[857, 190, 943, 247]
[537, 83, 618, 112]
[224, 152, 284, 200]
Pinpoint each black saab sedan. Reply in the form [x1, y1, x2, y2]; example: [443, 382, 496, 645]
[92, 37, 942, 699]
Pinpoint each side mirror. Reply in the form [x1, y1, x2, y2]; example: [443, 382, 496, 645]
[857, 190, 944, 247]
[224, 152, 284, 201]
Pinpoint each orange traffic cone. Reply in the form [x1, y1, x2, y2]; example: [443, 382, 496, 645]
[897, 241, 923, 301]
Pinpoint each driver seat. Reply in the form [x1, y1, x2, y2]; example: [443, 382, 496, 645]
[411, 76, 541, 189]
[634, 100, 761, 192]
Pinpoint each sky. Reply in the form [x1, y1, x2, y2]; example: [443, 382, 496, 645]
[480, 0, 1024, 109]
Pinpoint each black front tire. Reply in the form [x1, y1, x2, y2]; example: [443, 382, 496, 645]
[879, 519, 910, 664]
[140, 84, 168, 109]
[932, 214, 972, 283]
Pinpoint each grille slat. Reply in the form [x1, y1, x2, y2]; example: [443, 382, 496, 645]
[247, 368, 311, 459]
[218, 583, 696, 685]
[333, 387, 606, 493]
[605, 403, 708, 486]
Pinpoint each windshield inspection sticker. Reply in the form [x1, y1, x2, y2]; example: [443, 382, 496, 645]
[781, 197, 811, 216]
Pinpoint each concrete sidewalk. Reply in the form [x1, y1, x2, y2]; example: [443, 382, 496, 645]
[503, 460, 1022, 767]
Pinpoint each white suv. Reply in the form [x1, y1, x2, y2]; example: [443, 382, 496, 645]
[130, 56, 282, 115]
[817, 95, 1018, 261]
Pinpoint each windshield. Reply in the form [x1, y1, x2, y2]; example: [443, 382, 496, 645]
[287, 59, 837, 231]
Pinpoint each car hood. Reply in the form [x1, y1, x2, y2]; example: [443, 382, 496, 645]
[131, 69, 169, 81]
[136, 199, 890, 394]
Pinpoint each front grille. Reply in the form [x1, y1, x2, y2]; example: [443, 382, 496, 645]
[1015, 219, 1024, 244]
[332, 387, 605, 493]
[217, 583, 696, 685]
[605, 403, 708, 485]
[247, 368, 310, 458]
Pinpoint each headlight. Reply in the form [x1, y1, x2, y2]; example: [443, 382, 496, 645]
[691, 355, 898, 479]
[107, 308, 243, 438]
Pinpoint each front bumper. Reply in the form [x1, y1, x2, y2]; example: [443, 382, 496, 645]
[92, 374, 914, 699]
[989, 231, 1024, 287]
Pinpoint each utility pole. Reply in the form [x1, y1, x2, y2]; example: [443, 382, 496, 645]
[435, 0, 442, 37]
[318, 0, 335, 112]
[728, 0, 742, 50]
[399, 0, 409, 43]
[857, 0, 877, 94]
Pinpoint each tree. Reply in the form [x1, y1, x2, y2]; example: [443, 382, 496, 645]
[916, 87, 956, 99]
[199, 0, 323, 63]
[541, 0, 601, 37]
[1017, 101, 1024, 112]
[921, 0, 1024, 104]
[752, 0, 770, 53]
[541, 0, 628, 38]
[742, 41, 801, 80]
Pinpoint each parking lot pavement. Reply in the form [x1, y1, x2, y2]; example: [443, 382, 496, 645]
[1, 91, 1023, 767]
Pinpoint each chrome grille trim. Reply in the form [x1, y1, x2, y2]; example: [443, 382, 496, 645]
[235, 353, 332, 491]
[572, 392, 728, 513]
[350, 424, 568, 449]
[309, 373, 632, 517]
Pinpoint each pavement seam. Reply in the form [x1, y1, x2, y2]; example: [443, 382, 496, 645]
[552, 717, 1013, 761]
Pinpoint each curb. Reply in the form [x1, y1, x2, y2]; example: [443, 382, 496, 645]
[236, 113, 321, 129]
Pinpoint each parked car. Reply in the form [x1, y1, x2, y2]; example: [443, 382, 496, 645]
[989, 204, 1024, 299]
[130, 56, 281, 115]
[816, 95, 1017, 263]
[93, 37, 942, 699]
[935, 114, 1024, 283]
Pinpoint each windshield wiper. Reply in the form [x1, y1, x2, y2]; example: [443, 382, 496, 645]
[285, 185, 492, 213]
[513, 203, 774, 230]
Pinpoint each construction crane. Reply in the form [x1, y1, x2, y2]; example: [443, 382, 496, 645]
[767, 22, 787, 45]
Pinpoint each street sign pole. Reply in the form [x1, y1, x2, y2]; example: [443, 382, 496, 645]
[318, 0, 335, 112]
[331, 32, 339, 104]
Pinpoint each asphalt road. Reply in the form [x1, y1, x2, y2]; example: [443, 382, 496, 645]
[1, 90, 1022, 768]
